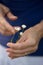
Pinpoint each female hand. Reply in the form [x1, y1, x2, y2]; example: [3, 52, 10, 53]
[6, 21, 43, 59]
[0, 4, 18, 35]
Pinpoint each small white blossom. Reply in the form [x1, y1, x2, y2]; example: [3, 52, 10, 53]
[20, 32, 23, 36]
[21, 24, 27, 29]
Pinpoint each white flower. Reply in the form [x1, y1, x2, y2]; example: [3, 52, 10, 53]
[20, 32, 23, 36]
[21, 24, 27, 29]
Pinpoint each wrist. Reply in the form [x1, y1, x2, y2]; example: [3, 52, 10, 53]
[33, 20, 43, 39]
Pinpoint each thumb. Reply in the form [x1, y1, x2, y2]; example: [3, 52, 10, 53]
[0, 4, 18, 20]
[7, 12, 18, 20]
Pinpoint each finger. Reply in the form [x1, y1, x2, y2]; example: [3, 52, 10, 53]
[7, 12, 18, 20]
[3, 26, 21, 35]
[7, 43, 23, 50]
[7, 41, 33, 50]
[7, 42, 30, 50]
[8, 52, 25, 59]
[3, 30, 13, 35]
[0, 16, 15, 34]
[0, 4, 18, 20]
[14, 26, 21, 32]
[8, 48, 37, 59]
[7, 45, 38, 59]
[0, 23, 21, 35]
[0, 23, 14, 35]
[6, 45, 38, 54]
[0, 25, 11, 35]
[0, 23, 5, 31]
[0, 24, 21, 35]
[0, 28, 4, 34]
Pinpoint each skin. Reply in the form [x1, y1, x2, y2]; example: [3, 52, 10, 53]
[0, 4, 43, 59]
[0, 4, 18, 35]
[6, 21, 43, 59]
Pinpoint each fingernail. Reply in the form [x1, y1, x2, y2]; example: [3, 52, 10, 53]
[15, 27, 21, 31]
[7, 43, 10, 46]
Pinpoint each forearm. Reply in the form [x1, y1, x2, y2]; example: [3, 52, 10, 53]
[33, 20, 43, 39]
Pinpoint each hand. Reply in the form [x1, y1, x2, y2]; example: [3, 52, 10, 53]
[6, 22, 43, 59]
[0, 4, 18, 35]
